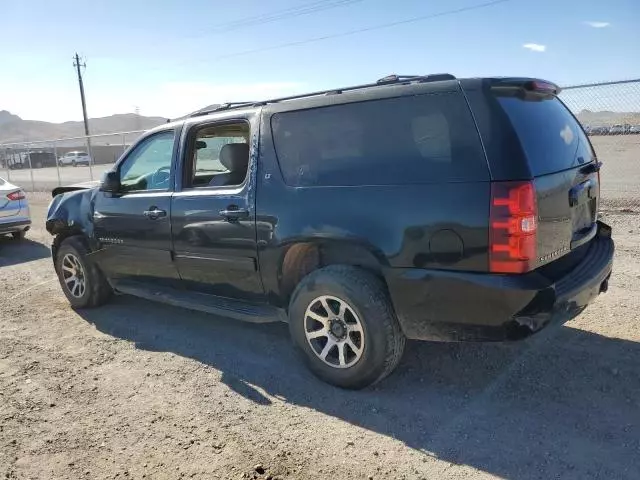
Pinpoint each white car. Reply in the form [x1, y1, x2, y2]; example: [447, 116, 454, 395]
[58, 151, 92, 167]
[0, 176, 31, 239]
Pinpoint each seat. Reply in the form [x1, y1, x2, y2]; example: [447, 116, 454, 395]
[208, 143, 250, 187]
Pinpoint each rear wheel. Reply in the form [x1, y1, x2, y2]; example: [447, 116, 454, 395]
[55, 236, 112, 308]
[12, 230, 26, 240]
[288, 265, 405, 389]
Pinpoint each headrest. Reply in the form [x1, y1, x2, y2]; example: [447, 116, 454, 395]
[219, 143, 249, 172]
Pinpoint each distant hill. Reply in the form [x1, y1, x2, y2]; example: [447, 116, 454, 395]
[0, 110, 168, 144]
[2, 108, 638, 145]
[575, 109, 640, 127]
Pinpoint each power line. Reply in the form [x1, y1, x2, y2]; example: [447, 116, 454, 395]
[206, 0, 365, 34]
[212, 0, 512, 61]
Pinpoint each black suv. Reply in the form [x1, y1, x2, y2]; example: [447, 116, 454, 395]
[46, 74, 614, 389]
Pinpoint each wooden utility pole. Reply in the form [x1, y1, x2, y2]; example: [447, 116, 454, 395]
[73, 53, 90, 138]
[73, 53, 94, 179]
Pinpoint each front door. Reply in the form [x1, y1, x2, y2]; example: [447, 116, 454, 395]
[170, 119, 264, 303]
[92, 129, 180, 285]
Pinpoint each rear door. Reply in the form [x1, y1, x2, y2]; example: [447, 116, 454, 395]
[170, 117, 264, 303]
[491, 82, 600, 269]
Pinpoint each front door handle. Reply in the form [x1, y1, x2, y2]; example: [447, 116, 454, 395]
[143, 207, 167, 220]
[219, 208, 249, 221]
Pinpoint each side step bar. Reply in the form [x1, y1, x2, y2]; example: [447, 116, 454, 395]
[113, 281, 287, 324]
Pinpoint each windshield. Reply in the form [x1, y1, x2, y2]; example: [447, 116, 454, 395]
[497, 95, 594, 176]
[0, 177, 5, 186]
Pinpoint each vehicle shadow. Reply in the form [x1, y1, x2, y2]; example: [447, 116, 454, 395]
[77, 296, 640, 480]
[0, 236, 50, 267]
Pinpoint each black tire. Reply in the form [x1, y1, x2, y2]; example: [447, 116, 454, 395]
[11, 230, 26, 240]
[288, 265, 406, 389]
[54, 236, 112, 309]
[72, 160, 77, 167]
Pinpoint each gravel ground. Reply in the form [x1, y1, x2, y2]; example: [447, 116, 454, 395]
[0, 197, 639, 480]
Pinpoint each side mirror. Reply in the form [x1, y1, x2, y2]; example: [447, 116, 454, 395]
[100, 171, 121, 193]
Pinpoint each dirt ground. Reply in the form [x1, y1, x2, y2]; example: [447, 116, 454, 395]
[1, 196, 639, 480]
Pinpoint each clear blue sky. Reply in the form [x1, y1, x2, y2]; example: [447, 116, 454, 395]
[1, 0, 638, 122]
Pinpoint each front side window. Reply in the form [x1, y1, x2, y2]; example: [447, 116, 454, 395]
[187, 123, 250, 188]
[119, 130, 175, 192]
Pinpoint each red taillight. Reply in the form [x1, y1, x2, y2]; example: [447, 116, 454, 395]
[6, 190, 25, 201]
[526, 80, 560, 94]
[490, 181, 537, 274]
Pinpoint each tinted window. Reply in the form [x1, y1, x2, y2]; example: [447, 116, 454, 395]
[271, 93, 488, 186]
[497, 96, 593, 176]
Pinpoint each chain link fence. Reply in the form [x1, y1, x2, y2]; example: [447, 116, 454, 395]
[1, 79, 639, 211]
[560, 79, 640, 211]
[0, 131, 145, 193]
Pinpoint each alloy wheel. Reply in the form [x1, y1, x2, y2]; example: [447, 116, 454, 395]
[61, 253, 86, 298]
[304, 295, 365, 369]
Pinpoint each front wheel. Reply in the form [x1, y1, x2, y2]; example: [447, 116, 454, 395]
[55, 236, 112, 308]
[288, 265, 406, 389]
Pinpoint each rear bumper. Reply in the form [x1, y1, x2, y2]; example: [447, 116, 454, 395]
[385, 221, 614, 341]
[0, 218, 31, 234]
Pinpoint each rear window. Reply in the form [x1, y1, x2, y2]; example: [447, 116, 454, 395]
[271, 93, 488, 187]
[497, 96, 593, 176]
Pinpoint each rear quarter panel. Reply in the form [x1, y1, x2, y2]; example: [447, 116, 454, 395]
[255, 112, 491, 307]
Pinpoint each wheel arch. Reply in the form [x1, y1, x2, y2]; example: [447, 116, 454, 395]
[47, 188, 97, 261]
[51, 228, 89, 263]
[277, 239, 389, 308]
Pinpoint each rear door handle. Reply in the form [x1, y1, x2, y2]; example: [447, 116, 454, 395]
[219, 208, 249, 221]
[143, 207, 167, 219]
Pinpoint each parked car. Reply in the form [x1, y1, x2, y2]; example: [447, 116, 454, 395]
[58, 151, 92, 167]
[588, 126, 609, 136]
[46, 75, 614, 389]
[629, 125, 640, 134]
[609, 124, 626, 135]
[0, 177, 30, 239]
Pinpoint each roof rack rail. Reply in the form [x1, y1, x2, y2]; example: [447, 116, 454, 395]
[190, 73, 457, 116]
[376, 73, 456, 84]
[190, 102, 256, 117]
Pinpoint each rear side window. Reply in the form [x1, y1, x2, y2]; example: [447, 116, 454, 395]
[497, 96, 593, 176]
[271, 93, 488, 186]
